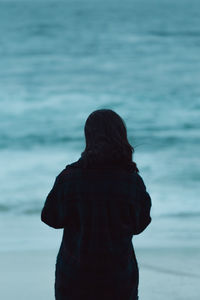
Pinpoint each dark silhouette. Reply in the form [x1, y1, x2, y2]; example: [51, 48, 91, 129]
[41, 109, 152, 300]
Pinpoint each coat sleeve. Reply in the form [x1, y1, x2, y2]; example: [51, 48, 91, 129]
[131, 173, 152, 235]
[41, 170, 68, 229]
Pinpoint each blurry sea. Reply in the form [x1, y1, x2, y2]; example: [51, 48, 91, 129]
[0, 0, 200, 251]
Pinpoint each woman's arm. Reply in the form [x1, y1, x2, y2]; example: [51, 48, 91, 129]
[41, 170, 67, 229]
[131, 173, 152, 235]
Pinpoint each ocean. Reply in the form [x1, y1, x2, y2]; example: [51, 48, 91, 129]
[0, 0, 200, 251]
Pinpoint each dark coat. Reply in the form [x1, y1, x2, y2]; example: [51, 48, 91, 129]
[41, 157, 152, 300]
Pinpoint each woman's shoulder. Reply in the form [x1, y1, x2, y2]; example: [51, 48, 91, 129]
[54, 162, 79, 184]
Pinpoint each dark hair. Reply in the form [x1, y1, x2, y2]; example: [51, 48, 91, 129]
[81, 109, 139, 173]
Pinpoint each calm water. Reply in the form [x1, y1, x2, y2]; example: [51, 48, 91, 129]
[0, 0, 200, 249]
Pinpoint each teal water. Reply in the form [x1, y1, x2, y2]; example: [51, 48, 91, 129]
[0, 0, 200, 223]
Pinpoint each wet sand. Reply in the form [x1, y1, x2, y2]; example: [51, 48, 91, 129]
[0, 246, 199, 300]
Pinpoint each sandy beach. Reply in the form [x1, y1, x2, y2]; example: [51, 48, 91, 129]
[0, 214, 200, 300]
[1, 246, 199, 300]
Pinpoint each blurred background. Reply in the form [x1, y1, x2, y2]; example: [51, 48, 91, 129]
[0, 0, 200, 299]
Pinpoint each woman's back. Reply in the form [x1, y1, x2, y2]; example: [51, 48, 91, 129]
[41, 108, 152, 300]
[41, 157, 152, 300]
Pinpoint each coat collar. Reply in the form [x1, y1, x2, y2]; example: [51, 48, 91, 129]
[66, 157, 138, 172]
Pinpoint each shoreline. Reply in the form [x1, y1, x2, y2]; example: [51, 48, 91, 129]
[1, 214, 200, 299]
[0, 246, 200, 300]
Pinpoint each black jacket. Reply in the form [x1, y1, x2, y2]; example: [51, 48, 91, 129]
[41, 157, 152, 300]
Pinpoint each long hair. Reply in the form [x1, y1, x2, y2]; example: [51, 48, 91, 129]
[81, 109, 139, 173]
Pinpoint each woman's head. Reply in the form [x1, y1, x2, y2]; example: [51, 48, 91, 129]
[81, 109, 139, 172]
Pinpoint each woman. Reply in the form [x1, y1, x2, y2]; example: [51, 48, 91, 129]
[41, 109, 152, 300]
